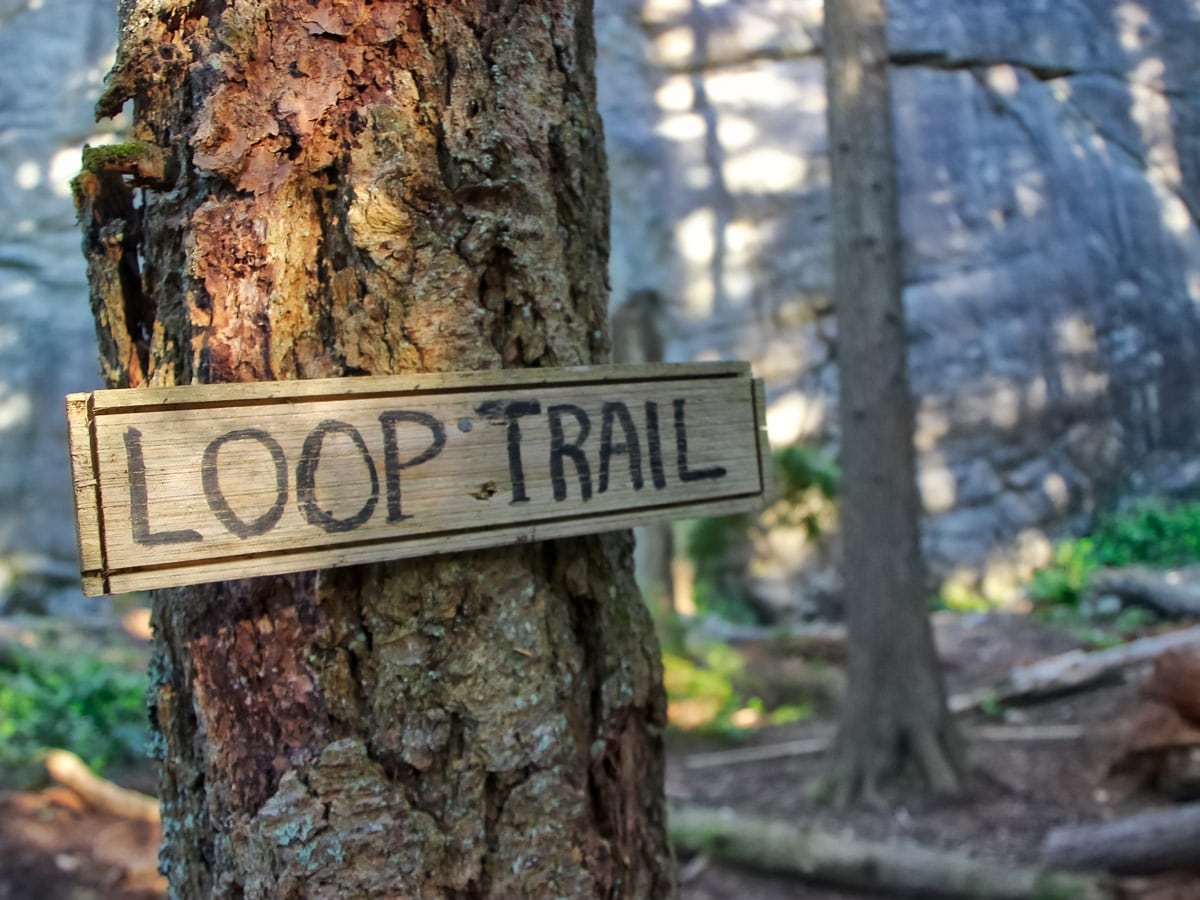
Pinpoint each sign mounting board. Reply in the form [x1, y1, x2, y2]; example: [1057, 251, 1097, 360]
[66, 363, 772, 595]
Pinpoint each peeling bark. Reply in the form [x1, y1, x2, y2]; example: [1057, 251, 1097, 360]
[80, 1, 673, 895]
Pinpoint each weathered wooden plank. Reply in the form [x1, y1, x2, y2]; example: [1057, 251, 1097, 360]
[65, 394, 108, 595]
[752, 378, 775, 501]
[86, 362, 749, 411]
[67, 363, 771, 595]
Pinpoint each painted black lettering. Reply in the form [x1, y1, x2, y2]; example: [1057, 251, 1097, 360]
[674, 398, 727, 483]
[296, 420, 379, 533]
[598, 401, 643, 493]
[644, 401, 667, 490]
[477, 399, 541, 504]
[202, 429, 288, 538]
[124, 427, 202, 546]
[379, 411, 446, 523]
[547, 404, 592, 502]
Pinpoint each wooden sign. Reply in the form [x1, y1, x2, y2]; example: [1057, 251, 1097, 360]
[66, 363, 772, 595]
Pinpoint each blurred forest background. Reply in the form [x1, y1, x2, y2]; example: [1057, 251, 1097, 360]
[3, 0, 1200, 897]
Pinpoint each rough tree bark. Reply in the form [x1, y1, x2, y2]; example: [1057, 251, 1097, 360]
[75, 1, 674, 896]
[822, 0, 964, 802]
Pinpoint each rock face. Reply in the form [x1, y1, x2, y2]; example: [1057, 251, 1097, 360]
[0, 0, 120, 609]
[598, 0, 1200, 608]
[2, 0, 1199, 611]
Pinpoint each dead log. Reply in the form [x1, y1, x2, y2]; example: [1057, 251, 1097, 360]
[1042, 803, 1200, 875]
[1091, 567, 1200, 619]
[950, 625, 1200, 713]
[671, 804, 1112, 899]
[44, 749, 160, 823]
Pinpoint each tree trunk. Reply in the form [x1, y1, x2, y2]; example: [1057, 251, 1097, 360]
[822, 0, 963, 802]
[76, 2, 675, 896]
[612, 290, 675, 614]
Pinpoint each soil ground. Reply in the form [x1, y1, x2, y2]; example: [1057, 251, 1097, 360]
[1, 610, 1198, 898]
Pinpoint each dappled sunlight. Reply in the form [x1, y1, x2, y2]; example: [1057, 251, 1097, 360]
[0, 388, 33, 432]
[1114, 1, 1152, 52]
[985, 64, 1020, 97]
[1013, 176, 1047, 219]
[704, 64, 825, 113]
[676, 206, 716, 266]
[1042, 472, 1070, 512]
[724, 146, 808, 192]
[914, 404, 952, 453]
[918, 455, 957, 516]
[3, 278, 34, 298]
[765, 391, 826, 446]
[715, 112, 757, 151]
[652, 24, 696, 66]
[7, 133, 122, 200]
[14, 161, 40, 190]
[1158, 188, 1195, 236]
[655, 110, 706, 141]
[1055, 314, 1099, 355]
[654, 75, 695, 111]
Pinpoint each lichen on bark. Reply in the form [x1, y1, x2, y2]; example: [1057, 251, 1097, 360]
[81, 0, 674, 896]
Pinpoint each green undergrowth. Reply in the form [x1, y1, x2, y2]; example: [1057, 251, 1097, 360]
[1028, 498, 1200, 636]
[685, 445, 838, 623]
[0, 640, 149, 787]
[662, 641, 811, 738]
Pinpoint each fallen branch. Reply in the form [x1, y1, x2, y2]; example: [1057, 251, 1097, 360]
[1042, 802, 1200, 875]
[671, 804, 1112, 899]
[44, 749, 160, 823]
[680, 725, 1085, 770]
[950, 625, 1200, 713]
[681, 735, 832, 769]
[1091, 567, 1200, 619]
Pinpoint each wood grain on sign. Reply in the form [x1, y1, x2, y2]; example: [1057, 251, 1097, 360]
[66, 363, 773, 595]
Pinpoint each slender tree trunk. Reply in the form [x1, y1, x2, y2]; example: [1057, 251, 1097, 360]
[76, 2, 675, 896]
[822, 0, 963, 802]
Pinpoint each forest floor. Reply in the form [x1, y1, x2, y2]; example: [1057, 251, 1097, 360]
[673, 613, 1200, 899]
[1, 610, 1198, 899]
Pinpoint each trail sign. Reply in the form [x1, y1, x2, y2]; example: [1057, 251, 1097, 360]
[66, 363, 772, 596]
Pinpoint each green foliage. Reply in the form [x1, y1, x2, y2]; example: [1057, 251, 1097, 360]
[937, 582, 992, 613]
[1028, 539, 1100, 607]
[662, 642, 811, 737]
[1038, 604, 1160, 649]
[766, 703, 811, 726]
[772, 444, 839, 536]
[684, 445, 838, 622]
[1086, 499, 1200, 568]
[0, 643, 149, 782]
[689, 571, 759, 625]
[977, 692, 1005, 720]
[1030, 499, 1200, 610]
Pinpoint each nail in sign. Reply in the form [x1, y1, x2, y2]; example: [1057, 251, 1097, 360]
[66, 363, 773, 596]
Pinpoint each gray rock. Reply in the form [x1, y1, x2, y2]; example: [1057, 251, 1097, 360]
[599, 0, 1200, 612]
[0, 0, 120, 582]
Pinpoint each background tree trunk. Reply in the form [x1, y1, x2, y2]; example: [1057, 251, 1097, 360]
[76, 1, 675, 896]
[822, 0, 963, 802]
